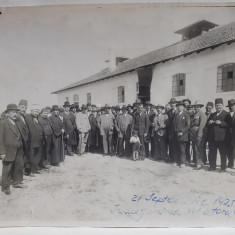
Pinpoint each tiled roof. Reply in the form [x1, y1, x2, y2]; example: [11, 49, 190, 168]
[53, 21, 235, 94]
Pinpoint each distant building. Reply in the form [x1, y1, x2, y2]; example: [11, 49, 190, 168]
[52, 20, 235, 106]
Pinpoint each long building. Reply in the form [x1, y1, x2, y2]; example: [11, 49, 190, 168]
[53, 20, 235, 106]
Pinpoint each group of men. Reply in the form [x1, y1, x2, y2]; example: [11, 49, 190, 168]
[0, 96, 235, 195]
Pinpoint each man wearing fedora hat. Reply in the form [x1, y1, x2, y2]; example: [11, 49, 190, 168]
[63, 101, 77, 156]
[173, 101, 191, 167]
[226, 99, 235, 168]
[0, 104, 24, 194]
[132, 102, 150, 160]
[17, 99, 30, 174]
[100, 104, 115, 156]
[202, 102, 214, 165]
[167, 98, 178, 162]
[153, 104, 169, 161]
[76, 104, 91, 156]
[25, 104, 44, 175]
[207, 98, 231, 172]
[189, 101, 207, 170]
[116, 105, 133, 157]
[49, 105, 65, 166]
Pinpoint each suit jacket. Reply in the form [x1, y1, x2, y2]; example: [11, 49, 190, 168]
[230, 112, 235, 147]
[38, 115, 53, 136]
[0, 118, 23, 161]
[167, 108, 178, 138]
[100, 114, 114, 136]
[207, 109, 231, 142]
[153, 113, 169, 137]
[116, 113, 133, 137]
[173, 110, 190, 141]
[49, 114, 64, 137]
[189, 110, 207, 140]
[17, 114, 29, 144]
[25, 114, 44, 148]
[133, 111, 150, 136]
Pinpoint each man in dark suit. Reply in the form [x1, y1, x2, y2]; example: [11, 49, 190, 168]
[226, 99, 235, 169]
[0, 104, 24, 195]
[38, 107, 53, 166]
[132, 101, 150, 160]
[207, 98, 231, 172]
[49, 105, 65, 166]
[116, 105, 133, 157]
[167, 98, 178, 163]
[25, 104, 44, 175]
[173, 101, 191, 167]
[17, 99, 30, 175]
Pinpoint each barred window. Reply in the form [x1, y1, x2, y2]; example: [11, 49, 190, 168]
[118, 86, 125, 103]
[87, 93, 91, 104]
[217, 63, 235, 92]
[73, 94, 79, 102]
[172, 73, 186, 97]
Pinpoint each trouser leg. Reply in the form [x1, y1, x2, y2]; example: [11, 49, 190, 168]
[178, 141, 187, 166]
[1, 161, 14, 190]
[108, 134, 113, 155]
[227, 145, 234, 168]
[209, 141, 217, 169]
[31, 147, 42, 173]
[12, 148, 24, 185]
[159, 136, 167, 159]
[124, 134, 131, 157]
[118, 137, 124, 156]
[154, 133, 160, 159]
[217, 141, 227, 170]
[102, 133, 108, 154]
[150, 136, 155, 157]
[185, 141, 191, 162]
[139, 135, 145, 160]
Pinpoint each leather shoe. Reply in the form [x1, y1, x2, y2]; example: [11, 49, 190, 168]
[12, 184, 24, 189]
[2, 188, 11, 195]
[208, 167, 216, 171]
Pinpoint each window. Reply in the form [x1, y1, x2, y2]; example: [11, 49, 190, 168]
[118, 86, 125, 103]
[136, 82, 139, 93]
[73, 94, 79, 102]
[172, 73, 186, 97]
[217, 63, 235, 92]
[87, 93, 91, 104]
[65, 97, 69, 102]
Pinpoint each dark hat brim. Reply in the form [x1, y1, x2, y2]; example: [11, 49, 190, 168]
[5, 108, 19, 113]
[155, 105, 164, 109]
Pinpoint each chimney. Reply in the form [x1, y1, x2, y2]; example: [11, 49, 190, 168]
[108, 49, 116, 71]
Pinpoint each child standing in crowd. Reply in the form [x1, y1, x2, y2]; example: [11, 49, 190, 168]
[130, 130, 141, 161]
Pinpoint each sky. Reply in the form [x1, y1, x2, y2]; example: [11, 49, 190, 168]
[1, 4, 235, 111]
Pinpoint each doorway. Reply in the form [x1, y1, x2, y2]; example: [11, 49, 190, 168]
[137, 66, 153, 104]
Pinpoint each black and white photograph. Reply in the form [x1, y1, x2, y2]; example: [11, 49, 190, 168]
[1, 0, 235, 231]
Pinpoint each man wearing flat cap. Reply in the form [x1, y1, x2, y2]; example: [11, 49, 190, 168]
[25, 104, 44, 175]
[0, 104, 24, 194]
[173, 101, 191, 167]
[207, 98, 231, 172]
[116, 105, 133, 157]
[189, 101, 207, 170]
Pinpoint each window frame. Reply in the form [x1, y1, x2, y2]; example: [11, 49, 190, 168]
[172, 73, 186, 97]
[118, 86, 125, 103]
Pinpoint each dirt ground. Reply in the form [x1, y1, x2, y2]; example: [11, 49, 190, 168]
[0, 153, 235, 227]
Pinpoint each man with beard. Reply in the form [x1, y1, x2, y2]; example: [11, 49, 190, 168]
[38, 107, 53, 166]
[49, 105, 65, 166]
[0, 104, 24, 194]
[25, 104, 44, 175]
[16, 99, 30, 175]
